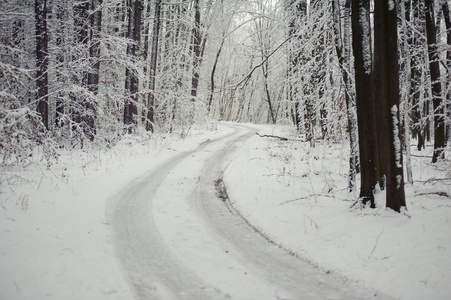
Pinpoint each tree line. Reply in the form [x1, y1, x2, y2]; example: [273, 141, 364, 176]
[1, 0, 230, 152]
[280, 0, 449, 212]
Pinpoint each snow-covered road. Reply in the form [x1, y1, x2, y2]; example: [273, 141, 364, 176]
[107, 124, 378, 299]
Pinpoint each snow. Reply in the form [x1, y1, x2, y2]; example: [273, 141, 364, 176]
[1, 122, 451, 299]
[0, 124, 231, 299]
[358, 4, 372, 75]
[391, 104, 402, 169]
[388, 0, 395, 11]
[225, 124, 451, 300]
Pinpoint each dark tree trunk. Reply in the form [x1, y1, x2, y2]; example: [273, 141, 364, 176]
[443, 1, 451, 144]
[146, 0, 162, 132]
[208, 37, 225, 112]
[124, 0, 143, 132]
[351, 0, 379, 207]
[425, 0, 445, 162]
[373, 0, 388, 187]
[35, 0, 49, 130]
[373, 0, 406, 212]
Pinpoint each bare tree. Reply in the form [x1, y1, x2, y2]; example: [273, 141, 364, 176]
[443, 1, 451, 144]
[351, 0, 379, 207]
[373, 0, 406, 211]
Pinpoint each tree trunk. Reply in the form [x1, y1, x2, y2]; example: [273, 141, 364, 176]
[262, 61, 276, 124]
[190, 0, 201, 110]
[124, 0, 143, 132]
[208, 36, 225, 112]
[286, 0, 307, 131]
[35, 0, 49, 130]
[373, 0, 406, 212]
[73, 0, 89, 131]
[351, 0, 378, 207]
[85, 0, 103, 140]
[442, 1, 451, 144]
[425, 0, 445, 162]
[146, 0, 162, 132]
[333, 0, 357, 192]
[408, 0, 426, 151]
[88, 0, 102, 91]
[400, 0, 413, 184]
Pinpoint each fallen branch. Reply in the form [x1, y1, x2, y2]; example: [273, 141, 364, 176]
[415, 178, 451, 184]
[280, 194, 337, 205]
[256, 133, 289, 141]
[408, 153, 433, 158]
[415, 192, 451, 199]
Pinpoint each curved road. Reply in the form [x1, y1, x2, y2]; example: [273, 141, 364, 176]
[107, 124, 383, 299]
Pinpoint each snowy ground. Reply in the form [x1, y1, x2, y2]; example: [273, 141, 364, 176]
[1, 122, 450, 299]
[225, 124, 451, 300]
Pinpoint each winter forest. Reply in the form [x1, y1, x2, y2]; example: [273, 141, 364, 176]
[1, 0, 451, 299]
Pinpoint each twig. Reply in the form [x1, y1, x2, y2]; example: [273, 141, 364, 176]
[370, 229, 384, 257]
[350, 199, 360, 209]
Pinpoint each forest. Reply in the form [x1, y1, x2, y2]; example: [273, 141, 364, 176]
[1, 0, 451, 212]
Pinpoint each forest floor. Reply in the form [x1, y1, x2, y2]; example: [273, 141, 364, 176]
[0, 122, 450, 299]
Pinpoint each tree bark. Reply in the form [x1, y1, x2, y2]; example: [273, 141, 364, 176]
[351, 0, 379, 207]
[333, 0, 357, 192]
[425, 0, 445, 162]
[407, 0, 426, 150]
[35, 0, 49, 129]
[373, 0, 406, 212]
[85, 0, 103, 140]
[400, 0, 413, 184]
[146, 0, 162, 132]
[442, 1, 451, 144]
[124, 0, 143, 132]
[286, 0, 307, 130]
[208, 36, 225, 112]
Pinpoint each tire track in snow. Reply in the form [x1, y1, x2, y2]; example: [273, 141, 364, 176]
[107, 126, 241, 300]
[194, 124, 388, 299]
